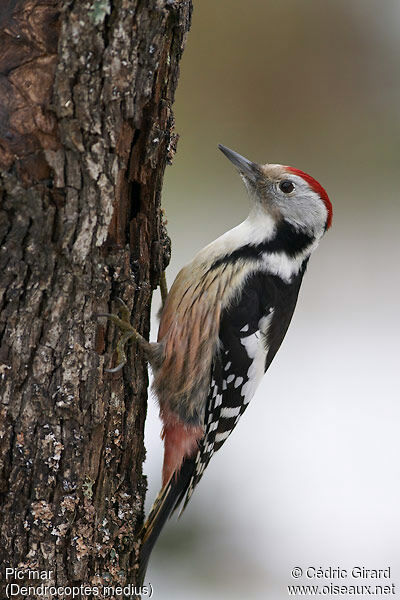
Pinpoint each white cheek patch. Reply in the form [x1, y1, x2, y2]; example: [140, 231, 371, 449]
[261, 244, 318, 282]
[276, 176, 328, 236]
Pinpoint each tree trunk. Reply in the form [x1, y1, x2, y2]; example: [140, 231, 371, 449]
[0, 0, 192, 595]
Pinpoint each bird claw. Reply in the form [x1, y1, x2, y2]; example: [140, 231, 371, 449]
[97, 298, 145, 372]
[105, 361, 126, 374]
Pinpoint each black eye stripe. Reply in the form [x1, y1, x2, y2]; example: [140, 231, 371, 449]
[279, 180, 294, 194]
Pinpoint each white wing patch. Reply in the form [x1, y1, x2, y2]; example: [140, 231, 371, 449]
[239, 310, 274, 404]
[220, 406, 241, 418]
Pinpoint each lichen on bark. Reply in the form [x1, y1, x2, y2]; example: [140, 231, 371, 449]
[0, 0, 192, 594]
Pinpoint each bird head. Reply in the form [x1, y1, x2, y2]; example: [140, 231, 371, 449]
[219, 144, 332, 236]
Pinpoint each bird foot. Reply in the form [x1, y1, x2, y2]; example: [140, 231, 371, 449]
[97, 298, 149, 373]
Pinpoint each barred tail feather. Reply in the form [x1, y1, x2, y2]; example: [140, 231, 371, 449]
[138, 457, 196, 583]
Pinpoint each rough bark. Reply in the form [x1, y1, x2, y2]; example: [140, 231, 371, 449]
[0, 0, 192, 596]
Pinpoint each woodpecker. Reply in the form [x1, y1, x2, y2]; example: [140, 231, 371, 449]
[105, 145, 332, 578]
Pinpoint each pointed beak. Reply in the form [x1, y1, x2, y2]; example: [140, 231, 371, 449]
[218, 144, 260, 182]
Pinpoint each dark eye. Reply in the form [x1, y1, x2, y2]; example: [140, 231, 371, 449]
[279, 180, 295, 194]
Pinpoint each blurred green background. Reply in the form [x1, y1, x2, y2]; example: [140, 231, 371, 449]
[145, 1, 400, 598]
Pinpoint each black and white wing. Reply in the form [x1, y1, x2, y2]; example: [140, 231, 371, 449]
[180, 272, 276, 508]
[180, 267, 305, 510]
